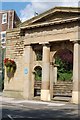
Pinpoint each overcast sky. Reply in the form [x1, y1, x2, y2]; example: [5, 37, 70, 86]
[1, 0, 80, 22]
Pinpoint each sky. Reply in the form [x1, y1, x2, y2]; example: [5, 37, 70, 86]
[0, 0, 80, 22]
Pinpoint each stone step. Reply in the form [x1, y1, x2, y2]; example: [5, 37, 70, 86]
[54, 86, 72, 88]
[53, 86, 72, 89]
[53, 87, 72, 90]
[53, 82, 72, 97]
[52, 96, 72, 102]
[54, 86, 72, 87]
[54, 86, 71, 88]
[54, 83, 72, 85]
[53, 92, 72, 96]
[53, 90, 72, 93]
[53, 90, 72, 92]
[53, 84, 72, 86]
[57, 81, 72, 83]
[53, 90, 72, 94]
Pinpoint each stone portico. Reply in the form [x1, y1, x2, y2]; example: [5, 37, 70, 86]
[3, 7, 80, 104]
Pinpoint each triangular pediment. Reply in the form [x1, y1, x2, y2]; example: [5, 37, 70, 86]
[20, 6, 80, 27]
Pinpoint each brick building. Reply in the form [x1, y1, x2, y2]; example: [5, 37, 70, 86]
[0, 10, 21, 48]
[0, 10, 21, 90]
[0, 10, 21, 69]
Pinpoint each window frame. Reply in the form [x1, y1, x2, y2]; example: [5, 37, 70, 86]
[2, 13, 7, 24]
[1, 31, 6, 44]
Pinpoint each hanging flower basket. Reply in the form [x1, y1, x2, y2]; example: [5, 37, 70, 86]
[4, 58, 17, 81]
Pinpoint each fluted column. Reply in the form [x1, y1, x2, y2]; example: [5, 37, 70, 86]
[72, 41, 80, 104]
[41, 44, 50, 101]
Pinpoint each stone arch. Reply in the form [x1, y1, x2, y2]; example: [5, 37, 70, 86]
[53, 48, 73, 81]
[33, 66, 42, 81]
[33, 64, 42, 71]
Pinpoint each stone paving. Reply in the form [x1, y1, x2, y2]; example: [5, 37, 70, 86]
[0, 94, 80, 119]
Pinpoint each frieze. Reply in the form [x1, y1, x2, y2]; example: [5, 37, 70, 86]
[25, 28, 77, 39]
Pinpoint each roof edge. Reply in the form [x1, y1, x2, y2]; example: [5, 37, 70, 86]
[19, 6, 80, 27]
[20, 17, 80, 30]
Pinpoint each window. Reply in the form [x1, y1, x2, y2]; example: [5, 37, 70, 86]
[1, 31, 6, 43]
[35, 50, 42, 61]
[2, 13, 7, 24]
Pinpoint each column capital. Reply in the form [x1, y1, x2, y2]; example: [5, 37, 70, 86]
[73, 40, 80, 44]
[24, 44, 32, 48]
[39, 42, 50, 46]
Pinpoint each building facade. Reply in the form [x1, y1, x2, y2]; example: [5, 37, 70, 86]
[3, 7, 80, 104]
[0, 10, 21, 73]
[0, 10, 21, 90]
[0, 10, 21, 48]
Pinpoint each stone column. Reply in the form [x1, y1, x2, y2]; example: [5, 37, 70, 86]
[23, 45, 33, 99]
[41, 44, 50, 101]
[54, 65, 57, 84]
[50, 64, 54, 99]
[72, 41, 80, 104]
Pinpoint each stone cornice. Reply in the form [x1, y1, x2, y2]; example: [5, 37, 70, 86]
[20, 17, 80, 30]
[24, 29, 78, 39]
[72, 40, 80, 44]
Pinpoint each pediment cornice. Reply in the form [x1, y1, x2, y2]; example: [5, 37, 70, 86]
[19, 6, 80, 27]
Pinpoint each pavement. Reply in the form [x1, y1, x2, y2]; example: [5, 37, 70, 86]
[0, 95, 72, 109]
[0, 92, 67, 106]
[0, 93, 80, 120]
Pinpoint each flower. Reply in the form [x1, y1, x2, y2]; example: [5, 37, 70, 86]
[4, 58, 9, 65]
[4, 58, 15, 67]
[4, 58, 17, 80]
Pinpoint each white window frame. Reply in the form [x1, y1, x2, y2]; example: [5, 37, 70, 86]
[2, 13, 7, 24]
[1, 31, 6, 44]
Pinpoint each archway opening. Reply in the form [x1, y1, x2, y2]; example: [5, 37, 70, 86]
[54, 48, 73, 81]
[33, 66, 42, 97]
[34, 66, 42, 81]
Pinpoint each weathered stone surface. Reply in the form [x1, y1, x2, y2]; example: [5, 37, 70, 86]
[3, 7, 80, 103]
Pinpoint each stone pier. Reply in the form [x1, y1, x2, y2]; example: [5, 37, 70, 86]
[41, 44, 50, 101]
[72, 41, 80, 104]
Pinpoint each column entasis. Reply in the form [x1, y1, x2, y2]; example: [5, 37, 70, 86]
[23, 45, 33, 99]
[41, 43, 50, 101]
[72, 41, 80, 104]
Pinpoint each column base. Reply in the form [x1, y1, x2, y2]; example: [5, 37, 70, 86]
[41, 89, 50, 101]
[72, 91, 80, 104]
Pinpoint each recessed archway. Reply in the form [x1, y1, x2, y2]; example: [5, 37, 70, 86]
[34, 66, 42, 81]
[33, 66, 42, 97]
[52, 48, 73, 97]
[53, 48, 73, 81]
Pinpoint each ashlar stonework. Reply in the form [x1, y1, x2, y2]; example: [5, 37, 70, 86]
[3, 7, 80, 104]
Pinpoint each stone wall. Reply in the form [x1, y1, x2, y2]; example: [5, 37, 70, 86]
[3, 28, 25, 98]
[6, 28, 24, 59]
[3, 19, 80, 100]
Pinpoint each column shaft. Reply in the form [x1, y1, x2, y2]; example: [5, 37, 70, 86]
[41, 44, 50, 101]
[72, 42, 80, 104]
[50, 64, 54, 99]
[23, 45, 33, 99]
[54, 66, 57, 84]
